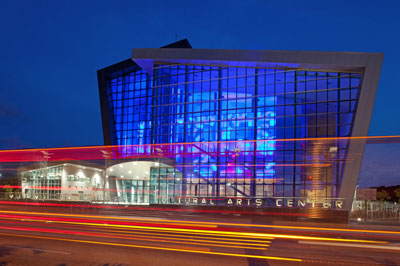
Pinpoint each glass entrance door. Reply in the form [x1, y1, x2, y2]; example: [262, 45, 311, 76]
[121, 180, 149, 205]
[150, 167, 182, 204]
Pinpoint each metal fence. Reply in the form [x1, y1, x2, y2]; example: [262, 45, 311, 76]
[0, 192, 109, 203]
[351, 200, 400, 221]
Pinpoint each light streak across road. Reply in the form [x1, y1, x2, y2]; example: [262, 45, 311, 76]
[0, 208, 397, 264]
[0, 232, 300, 262]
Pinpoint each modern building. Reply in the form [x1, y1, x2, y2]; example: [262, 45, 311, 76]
[92, 39, 383, 212]
[19, 160, 176, 204]
[20, 163, 104, 201]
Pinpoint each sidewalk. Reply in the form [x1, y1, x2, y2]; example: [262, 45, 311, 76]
[251, 218, 400, 232]
[350, 219, 400, 231]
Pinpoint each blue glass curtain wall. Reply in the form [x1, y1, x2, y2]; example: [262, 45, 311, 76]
[106, 69, 152, 154]
[105, 63, 362, 204]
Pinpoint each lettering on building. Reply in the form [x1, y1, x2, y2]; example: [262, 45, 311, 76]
[175, 197, 344, 209]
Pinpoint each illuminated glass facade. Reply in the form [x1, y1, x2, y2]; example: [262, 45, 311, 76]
[21, 165, 62, 200]
[103, 62, 361, 205]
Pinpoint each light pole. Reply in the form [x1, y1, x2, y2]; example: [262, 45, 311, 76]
[234, 147, 240, 198]
[40, 151, 51, 200]
[100, 150, 112, 204]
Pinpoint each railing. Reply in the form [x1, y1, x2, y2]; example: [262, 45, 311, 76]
[0, 192, 109, 203]
[351, 200, 400, 221]
[0, 192, 348, 210]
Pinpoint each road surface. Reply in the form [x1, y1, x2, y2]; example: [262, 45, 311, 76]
[0, 202, 398, 266]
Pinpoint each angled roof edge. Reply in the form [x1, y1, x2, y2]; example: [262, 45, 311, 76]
[134, 39, 192, 75]
[97, 39, 192, 78]
[97, 39, 192, 145]
[161, 38, 192, 48]
[132, 48, 383, 73]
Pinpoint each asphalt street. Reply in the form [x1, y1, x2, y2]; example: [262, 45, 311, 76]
[0, 203, 398, 266]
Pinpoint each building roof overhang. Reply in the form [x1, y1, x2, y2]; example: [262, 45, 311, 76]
[131, 48, 383, 75]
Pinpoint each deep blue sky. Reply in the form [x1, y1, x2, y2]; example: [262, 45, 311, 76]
[0, 0, 399, 185]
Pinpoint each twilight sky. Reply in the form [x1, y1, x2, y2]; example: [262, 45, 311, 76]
[0, 0, 399, 186]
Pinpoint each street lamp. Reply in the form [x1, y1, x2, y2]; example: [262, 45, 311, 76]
[40, 151, 51, 200]
[100, 150, 112, 204]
